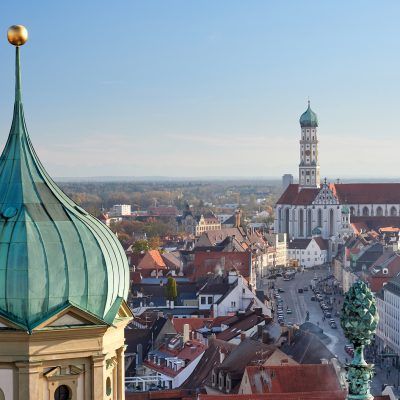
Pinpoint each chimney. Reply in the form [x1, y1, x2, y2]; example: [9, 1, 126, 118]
[219, 348, 226, 363]
[234, 209, 242, 228]
[183, 323, 190, 343]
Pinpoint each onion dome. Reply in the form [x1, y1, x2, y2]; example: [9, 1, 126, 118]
[312, 227, 322, 236]
[0, 33, 129, 330]
[299, 100, 318, 128]
[341, 205, 350, 214]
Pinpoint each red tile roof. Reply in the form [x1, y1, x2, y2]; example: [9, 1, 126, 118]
[138, 250, 167, 270]
[314, 237, 329, 250]
[276, 184, 319, 205]
[244, 364, 341, 394]
[332, 183, 400, 204]
[172, 318, 209, 334]
[351, 216, 400, 232]
[198, 392, 346, 400]
[145, 340, 206, 378]
[277, 183, 400, 206]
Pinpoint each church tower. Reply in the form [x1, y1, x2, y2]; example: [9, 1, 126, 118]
[298, 101, 320, 189]
[0, 26, 132, 400]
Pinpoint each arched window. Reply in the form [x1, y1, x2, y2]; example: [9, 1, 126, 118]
[317, 209, 322, 227]
[391, 206, 397, 217]
[299, 209, 304, 237]
[278, 208, 282, 231]
[0, 389, 4, 400]
[285, 208, 290, 235]
[54, 385, 71, 400]
[106, 377, 112, 396]
[307, 209, 312, 237]
[329, 209, 334, 236]
[376, 206, 383, 216]
[362, 207, 369, 216]
[350, 207, 356, 216]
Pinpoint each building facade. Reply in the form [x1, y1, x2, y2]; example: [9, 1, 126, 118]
[376, 277, 400, 358]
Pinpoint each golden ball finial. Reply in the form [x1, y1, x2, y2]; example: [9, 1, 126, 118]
[7, 25, 28, 46]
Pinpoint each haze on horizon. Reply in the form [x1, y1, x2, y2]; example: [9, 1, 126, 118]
[0, 1, 399, 179]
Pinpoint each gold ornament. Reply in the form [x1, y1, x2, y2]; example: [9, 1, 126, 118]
[7, 25, 28, 46]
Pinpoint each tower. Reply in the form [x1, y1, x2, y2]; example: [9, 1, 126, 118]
[0, 26, 132, 399]
[298, 101, 320, 188]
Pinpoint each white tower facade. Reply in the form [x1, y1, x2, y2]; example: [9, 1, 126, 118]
[299, 101, 320, 188]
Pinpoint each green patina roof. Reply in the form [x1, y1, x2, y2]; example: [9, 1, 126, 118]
[0, 47, 129, 330]
[299, 101, 318, 128]
[342, 205, 350, 214]
[312, 227, 322, 235]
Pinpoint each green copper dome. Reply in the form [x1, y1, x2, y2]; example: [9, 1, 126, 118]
[0, 47, 129, 330]
[299, 101, 318, 128]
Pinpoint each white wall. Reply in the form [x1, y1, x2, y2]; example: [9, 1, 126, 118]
[288, 239, 327, 268]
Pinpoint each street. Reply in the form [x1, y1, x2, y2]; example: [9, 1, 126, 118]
[263, 268, 392, 395]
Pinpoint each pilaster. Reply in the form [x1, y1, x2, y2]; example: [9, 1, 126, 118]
[15, 361, 42, 400]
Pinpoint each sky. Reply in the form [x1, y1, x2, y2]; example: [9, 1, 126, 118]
[0, 1, 400, 179]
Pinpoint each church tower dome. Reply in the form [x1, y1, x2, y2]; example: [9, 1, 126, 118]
[0, 29, 129, 331]
[299, 100, 318, 128]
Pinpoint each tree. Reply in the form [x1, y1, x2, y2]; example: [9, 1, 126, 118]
[132, 240, 150, 254]
[165, 276, 178, 301]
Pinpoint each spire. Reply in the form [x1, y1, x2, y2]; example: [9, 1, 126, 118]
[15, 46, 22, 102]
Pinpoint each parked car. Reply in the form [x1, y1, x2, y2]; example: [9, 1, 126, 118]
[278, 288, 285, 293]
[345, 345, 354, 356]
[287, 308, 292, 314]
[303, 287, 309, 291]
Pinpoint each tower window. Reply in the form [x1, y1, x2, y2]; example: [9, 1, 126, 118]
[54, 385, 71, 400]
[106, 377, 112, 396]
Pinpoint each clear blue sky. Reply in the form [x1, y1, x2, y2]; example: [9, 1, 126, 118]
[0, 0, 399, 178]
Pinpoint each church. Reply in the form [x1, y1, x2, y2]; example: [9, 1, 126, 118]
[274, 101, 400, 261]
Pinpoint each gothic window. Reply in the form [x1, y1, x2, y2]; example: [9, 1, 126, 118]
[312, 171, 315, 175]
[362, 207, 369, 216]
[307, 209, 312, 237]
[285, 208, 290, 235]
[299, 209, 304, 237]
[390, 206, 397, 216]
[376, 206, 383, 217]
[329, 209, 334, 236]
[350, 207, 356, 216]
[317, 209, 322, 227]
[54, 385, 71, 400]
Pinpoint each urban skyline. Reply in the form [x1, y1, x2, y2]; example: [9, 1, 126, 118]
[0, 1, 400, 178]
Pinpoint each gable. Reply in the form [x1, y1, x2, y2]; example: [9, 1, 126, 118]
[312, 184, 339, 205]
[48, 313, 87, 327]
